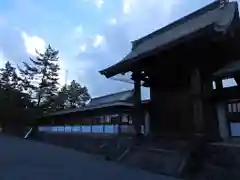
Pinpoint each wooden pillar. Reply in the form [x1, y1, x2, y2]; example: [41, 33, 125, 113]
[144, 111, 150, 136]
[80, 125, 82, 133]
[132, 72, 143, 136]
[191, 68, 205, 134]
[118, 114, 122, 135]
[90, 118, 93, 133]
[215, 77, 230, 141]
[216, 103, 230, 141]
[103, 116, 106, 133]
[203, 78, 221, 140]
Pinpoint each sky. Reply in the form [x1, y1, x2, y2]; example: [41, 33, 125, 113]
[0, 0, 238, 98]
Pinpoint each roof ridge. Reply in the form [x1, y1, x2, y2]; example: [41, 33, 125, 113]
[90, 89, 134, 101]
[131, 0, 222, 49]
[87, 100, 133, 107]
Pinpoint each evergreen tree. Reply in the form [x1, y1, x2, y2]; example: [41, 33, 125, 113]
[0, 61, 34, 135]
[19, 45, 60, 109]
[0, 61, 20, 90]
[67, 80, 90, 108]
[0, 87, 34, 135]
[52, 80, 90, 110]
[51, 85, 68, 110]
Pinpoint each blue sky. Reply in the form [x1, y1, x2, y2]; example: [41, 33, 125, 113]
[0, 0, 237, 98]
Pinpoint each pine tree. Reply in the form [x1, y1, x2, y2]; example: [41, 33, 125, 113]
[52, 85, 68, 110]
[67, 80, 90, 108]
[0, 61, 20, 90]
[0, 61, 34, 135]
[52, 80, 90, 110]
[19, 45, 60, 109]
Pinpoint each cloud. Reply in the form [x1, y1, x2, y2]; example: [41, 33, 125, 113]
[82, 0, 104, 9]
[93, 35, 105, 48]
[95, 0, 104, 9]
[0, 0, 219, 98]
[0, 50, 9, 68]
[108, 18, 117, 25]
[123, 0, 132, 14]
[21, 31, 45, 56]
[120, 0, 183, 40]
[74, 0, 218, 97]
[57, 56, 68, 86]
[0, 26, 29, 66]
[74, 25, 84, 39]
[79, 44, 87, 52]
[123, 0, 179, 18]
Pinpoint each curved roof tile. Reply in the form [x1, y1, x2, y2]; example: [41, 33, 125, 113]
[100, 1, 239, 78]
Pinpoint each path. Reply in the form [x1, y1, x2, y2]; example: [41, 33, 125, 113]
[0, 134, 179, 180]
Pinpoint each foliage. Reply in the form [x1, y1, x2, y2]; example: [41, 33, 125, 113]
[19, 45, 60, 107]
[0, 62, 34, 135]
[53, 80, 90, 110]
[0, 45, 91, 134]
[0, 61, 21, 90]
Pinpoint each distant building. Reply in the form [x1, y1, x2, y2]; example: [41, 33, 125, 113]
[38, 90, 150, 135]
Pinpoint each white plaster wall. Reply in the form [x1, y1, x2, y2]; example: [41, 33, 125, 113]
[230, 123, 240, 136]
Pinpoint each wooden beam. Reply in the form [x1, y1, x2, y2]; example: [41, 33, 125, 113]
[213, 86, 240, 101]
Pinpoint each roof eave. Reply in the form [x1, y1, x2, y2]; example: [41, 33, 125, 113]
[99, 26, 216, 78]
[99, 2, 239, 79]
[99, 60, 131, 78]
[39, 102, 134, 118]
[213, 69, 240, 79]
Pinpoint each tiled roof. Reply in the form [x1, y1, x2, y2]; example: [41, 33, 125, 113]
[100, 1, 239, 78]
[87, 90, 134, 107]
[41, 90, 134, 117]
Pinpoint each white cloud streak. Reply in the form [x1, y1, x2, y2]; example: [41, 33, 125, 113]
[123, 0, 132, 14]
[93, 35, 105, 48]
[21, 31, 45, 56]
[95, 0, 104, 9]
[109, 18, 117, 25]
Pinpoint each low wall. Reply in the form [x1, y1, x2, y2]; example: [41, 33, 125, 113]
[38, 125, 136, 134]
[35, 132, 134, 160]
